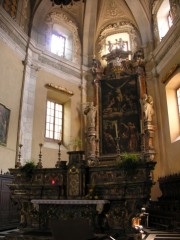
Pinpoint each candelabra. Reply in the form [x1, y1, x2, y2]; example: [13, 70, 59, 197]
[15, 144, 23, 168]
[37, 143, 43, 168]
[55, 141, 62, 168]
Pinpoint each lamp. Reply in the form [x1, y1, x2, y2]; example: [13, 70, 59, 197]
[51, 0, 84, 6]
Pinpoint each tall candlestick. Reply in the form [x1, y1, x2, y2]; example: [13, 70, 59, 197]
[37, 143, 43, 168]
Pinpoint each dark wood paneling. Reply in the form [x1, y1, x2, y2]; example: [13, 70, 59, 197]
[0, 174, 19, 231]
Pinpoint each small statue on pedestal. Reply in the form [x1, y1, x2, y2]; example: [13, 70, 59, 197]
[142, 94, 154, 122]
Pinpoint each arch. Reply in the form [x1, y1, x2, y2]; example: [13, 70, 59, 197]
[125, 0, 153, 46]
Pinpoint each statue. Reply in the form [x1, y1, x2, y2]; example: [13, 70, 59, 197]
[142, 94, 154, 122]
[84, 102, 97, 128]
[92, 59, 103, 82]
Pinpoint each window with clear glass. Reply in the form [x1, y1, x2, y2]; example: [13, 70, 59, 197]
[45, 100, 63, 141]
[157, 0, 172, 40]
[51, 33, 66, 57]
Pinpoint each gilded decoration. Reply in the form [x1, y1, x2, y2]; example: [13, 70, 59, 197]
[45, 83, 74, 96]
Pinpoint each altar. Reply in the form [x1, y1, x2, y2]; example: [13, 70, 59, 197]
[31, 199, 110, 231]
[8, 47, 157, 240]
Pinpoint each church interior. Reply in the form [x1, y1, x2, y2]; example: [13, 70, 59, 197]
[0, 0, 180, 239]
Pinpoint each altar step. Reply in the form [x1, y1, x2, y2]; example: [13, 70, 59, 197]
[0, 229, 19, 239]
[143, 228, 180, 240]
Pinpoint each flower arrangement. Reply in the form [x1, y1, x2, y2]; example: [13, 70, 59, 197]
[117, 153, 142, 174]
[20, 161, 37, 179]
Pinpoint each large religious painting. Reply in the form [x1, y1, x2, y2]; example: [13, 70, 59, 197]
[0, 103, 10, 146]
[100, 76, 141, 155]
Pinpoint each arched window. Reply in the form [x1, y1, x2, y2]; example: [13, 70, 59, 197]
[50, 23, 73, 60]
[44, 13, 81, 63]
[157, 0, 172, 40]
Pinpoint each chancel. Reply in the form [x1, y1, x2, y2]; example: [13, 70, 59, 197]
[0, 1, 180, 240]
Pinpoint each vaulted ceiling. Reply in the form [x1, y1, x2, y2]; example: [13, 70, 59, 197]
[30, 0, 154, 65]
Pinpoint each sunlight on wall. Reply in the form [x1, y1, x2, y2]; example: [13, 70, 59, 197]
[166, 71, 180, 142]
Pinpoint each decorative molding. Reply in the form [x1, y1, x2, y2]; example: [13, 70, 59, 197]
[45, 83, 74, 96]
[38, 55, 81, 79]
[161, 64, 180, 84]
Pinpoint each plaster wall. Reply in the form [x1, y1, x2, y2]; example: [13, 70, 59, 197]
[150, 43, 180, 200]
[32, 70, 83, 167]
[0, 40, 23, 172]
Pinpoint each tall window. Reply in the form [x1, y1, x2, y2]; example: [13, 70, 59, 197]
[157, 0, 172, 40]
[51, 33, 66, 57]
[177, 87, 180, 119]
[45, 100, 63, 141]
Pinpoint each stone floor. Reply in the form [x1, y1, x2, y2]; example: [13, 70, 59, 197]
[0, 228, 180, 240]
[142, 228, 180, 240]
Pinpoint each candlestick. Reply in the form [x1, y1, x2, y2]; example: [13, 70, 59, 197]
[37, 143, 43, 168]
[55, 141, 62, 168]
[15, 144, 23, 168]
